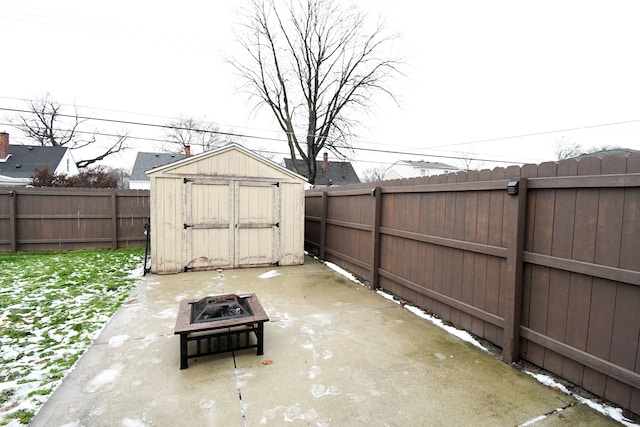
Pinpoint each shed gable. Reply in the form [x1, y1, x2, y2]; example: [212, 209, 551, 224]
[149, 144, 305, 183]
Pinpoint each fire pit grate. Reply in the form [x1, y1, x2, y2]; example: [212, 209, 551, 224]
[190, 295, 253, 323]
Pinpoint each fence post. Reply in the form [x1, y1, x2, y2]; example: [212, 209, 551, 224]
[319, 191, 328, 259]
[502, 177, 527, 364]
[370, 187, 382, 290]
[9, 190, 17, 252]
[111, 191, 118, 250]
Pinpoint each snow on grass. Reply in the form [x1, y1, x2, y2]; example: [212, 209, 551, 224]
[0, 248, 144, 426]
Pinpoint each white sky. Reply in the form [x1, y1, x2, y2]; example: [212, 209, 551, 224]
[2, 0, 640, 175]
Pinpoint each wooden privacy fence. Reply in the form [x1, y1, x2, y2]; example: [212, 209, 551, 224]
[305, 154, 640, 415]
[0, 187, 150, 253]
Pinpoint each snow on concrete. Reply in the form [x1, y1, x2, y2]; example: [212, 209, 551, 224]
[84, 364, 123, 393]
[320, 257, 638, 427]
[524, 371, 639, 427]
[258, 270, 280, 279]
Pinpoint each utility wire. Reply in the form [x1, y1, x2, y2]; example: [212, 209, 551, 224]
[0, 111, 527, 164]
[4, 104, 639, 164]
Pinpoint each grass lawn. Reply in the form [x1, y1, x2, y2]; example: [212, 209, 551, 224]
[0, 247, 144, 426]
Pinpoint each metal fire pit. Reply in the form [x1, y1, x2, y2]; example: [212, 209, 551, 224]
[190, 295, 253, 323]
[174, 293, 269, 369]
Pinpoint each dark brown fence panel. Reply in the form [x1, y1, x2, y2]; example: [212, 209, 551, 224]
[305, 154, 640, 415]
[0, 187, 149, 253]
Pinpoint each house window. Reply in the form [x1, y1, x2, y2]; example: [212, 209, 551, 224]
[66, 158, 70, 172]
[420, 169, 426, 176]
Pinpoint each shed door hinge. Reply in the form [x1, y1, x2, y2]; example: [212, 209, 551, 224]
[272, 182, 280, 187]
[184, 223, 191, 229]
[273, 222, 279, 228]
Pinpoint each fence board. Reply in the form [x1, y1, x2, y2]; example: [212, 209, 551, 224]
[304, 156, 640, 416]
[0, 188, 149, 253]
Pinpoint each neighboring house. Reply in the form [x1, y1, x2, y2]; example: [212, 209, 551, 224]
[129, 152, 186, 190]
[576, 148, 639, 159]
[283, 153, 360, 187]
[383, 160, 459, 180]
[0, 132, 79, 186]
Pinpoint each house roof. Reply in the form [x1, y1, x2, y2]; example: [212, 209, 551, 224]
[399, 160, 457, 170]
[283, 158, 360, 186]
[130, 152, 186, 181]
[0, 145, 69, 179]
[576, 148, 639, 159]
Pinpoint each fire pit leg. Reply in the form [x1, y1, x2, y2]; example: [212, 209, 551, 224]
[179, 334, 188, 369]
[256, 323, 264, 355]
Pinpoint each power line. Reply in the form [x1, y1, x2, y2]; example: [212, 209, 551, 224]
[4, 104, 640, 165]
[1, 111, 527, 164]
[425, 119, 640, 150]
[4, 96, 639, 153]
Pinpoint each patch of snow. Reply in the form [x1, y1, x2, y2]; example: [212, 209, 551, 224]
[524, 371, 639, 427]
[308, 366, 321, 379]
[376, 290, 488, 352]
[121, 418, 146, 427]
[260, 405, 318, 424]
[258, 270, 280, 279]
[84, 364, 123, 393]
[323, 262, 364, 285]
[199, 400, 214, 410]
[321, 349, 333, 360]
[518, 414, 549, 426]
[311, 384, 341, 398]
[321, 258, 487, 352]
[299, 325, 315, 335]
[108, 334, 129, 348]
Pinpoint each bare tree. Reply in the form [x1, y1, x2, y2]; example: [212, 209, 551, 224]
[162, 116, 226, 154]
[457, 151, 483, 172]
[11, 93, 129, 168]
[232, 0, 402, 184]
[554, 137, 583, 160]
[360, 164, 387, 183]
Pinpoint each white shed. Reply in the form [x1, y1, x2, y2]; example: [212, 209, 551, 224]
[148, 144, 306, 273]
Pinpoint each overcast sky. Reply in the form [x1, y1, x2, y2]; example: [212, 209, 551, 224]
[2, 0, 639, 175]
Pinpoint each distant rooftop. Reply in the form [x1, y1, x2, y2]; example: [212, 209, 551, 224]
[283, 158, 360, 186]
[576, 148, 639, 159]
[130, 152, 186, 181]
[400, 160, 458, 170]
[0, 145, 69, 179]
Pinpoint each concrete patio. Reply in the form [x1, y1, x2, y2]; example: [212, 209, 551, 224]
[31, 256, 621, 426]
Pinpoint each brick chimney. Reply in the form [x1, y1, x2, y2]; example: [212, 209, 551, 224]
[184, 145, 191, 157]
[0, 132, 9, 161]
[323, 152, 328, 172]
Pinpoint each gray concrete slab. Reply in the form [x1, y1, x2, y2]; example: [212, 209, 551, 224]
[31, 256, 620, 426]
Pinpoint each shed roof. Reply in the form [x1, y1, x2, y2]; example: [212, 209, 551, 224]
[147, 143, 307, 182]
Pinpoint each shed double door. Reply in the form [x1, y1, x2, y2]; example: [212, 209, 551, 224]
[183, 179, 280, 271]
